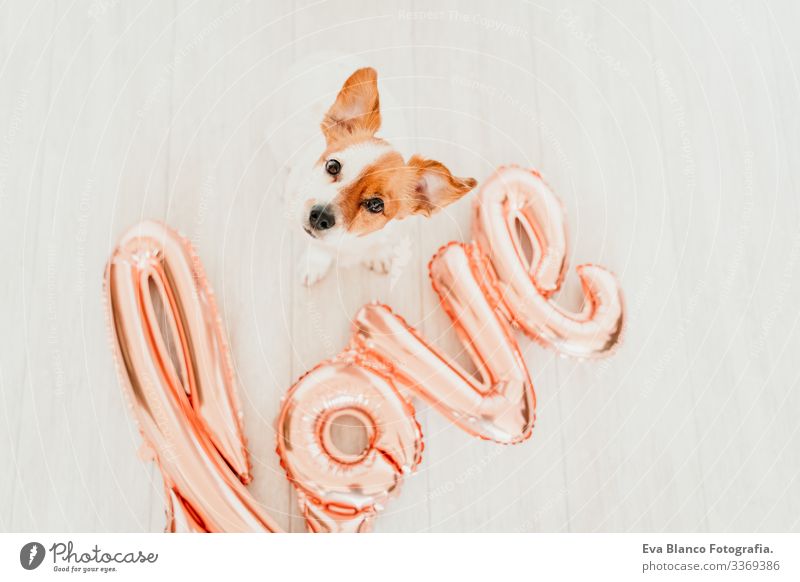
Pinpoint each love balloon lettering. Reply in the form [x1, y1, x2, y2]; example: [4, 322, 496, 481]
[104, 166, 624, 533]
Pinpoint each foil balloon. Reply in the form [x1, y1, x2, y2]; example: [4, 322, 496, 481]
[351, 242, 536, 444]
[104, 165, 624, 534]
[104, 221, 282, 532]
[473, 166, 624, 358]
[277, 165, 623, 530]
[276, 243, 537, 531]
[276, 354, 423, 533]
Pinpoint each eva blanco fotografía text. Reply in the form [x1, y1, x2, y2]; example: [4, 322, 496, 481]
[643, 543, 772, 557]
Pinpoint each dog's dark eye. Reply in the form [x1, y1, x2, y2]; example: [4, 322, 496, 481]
[325, 159, 341, 176]
[363, 197, 384, 214]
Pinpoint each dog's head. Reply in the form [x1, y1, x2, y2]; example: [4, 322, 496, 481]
[299, 67, 476, 242]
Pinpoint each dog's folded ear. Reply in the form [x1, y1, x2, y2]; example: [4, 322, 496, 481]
[322, 67, 381, 145]
[406, 155, 477, 217]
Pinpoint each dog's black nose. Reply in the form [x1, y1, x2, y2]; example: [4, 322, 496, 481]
[309, 205, 335, 231]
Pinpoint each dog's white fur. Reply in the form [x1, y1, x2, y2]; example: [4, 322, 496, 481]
[270, 53, 472, 286]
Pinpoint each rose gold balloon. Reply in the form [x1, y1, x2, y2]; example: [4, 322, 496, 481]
[277, 166, 625, 526]
[105, 221, 282, 532]
[106, 163, 624, 533]
[276, 353, 423, 532]
[351, 243, 536, 444]
[473, 166, 624, 358]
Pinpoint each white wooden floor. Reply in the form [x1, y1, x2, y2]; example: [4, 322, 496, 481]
[1, 0, 799, 533]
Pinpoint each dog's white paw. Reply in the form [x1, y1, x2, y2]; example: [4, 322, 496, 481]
[363, 255, 392, 275]
[299, 248, 333, 287]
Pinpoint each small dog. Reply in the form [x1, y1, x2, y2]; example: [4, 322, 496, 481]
[275, 57, 476, 286]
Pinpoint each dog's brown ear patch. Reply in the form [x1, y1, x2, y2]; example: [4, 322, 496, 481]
[407, 155, 477, 216]
[322, 67, 381, 145]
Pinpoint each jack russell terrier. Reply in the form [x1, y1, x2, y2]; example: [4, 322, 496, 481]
[274, 56, 476, 286]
